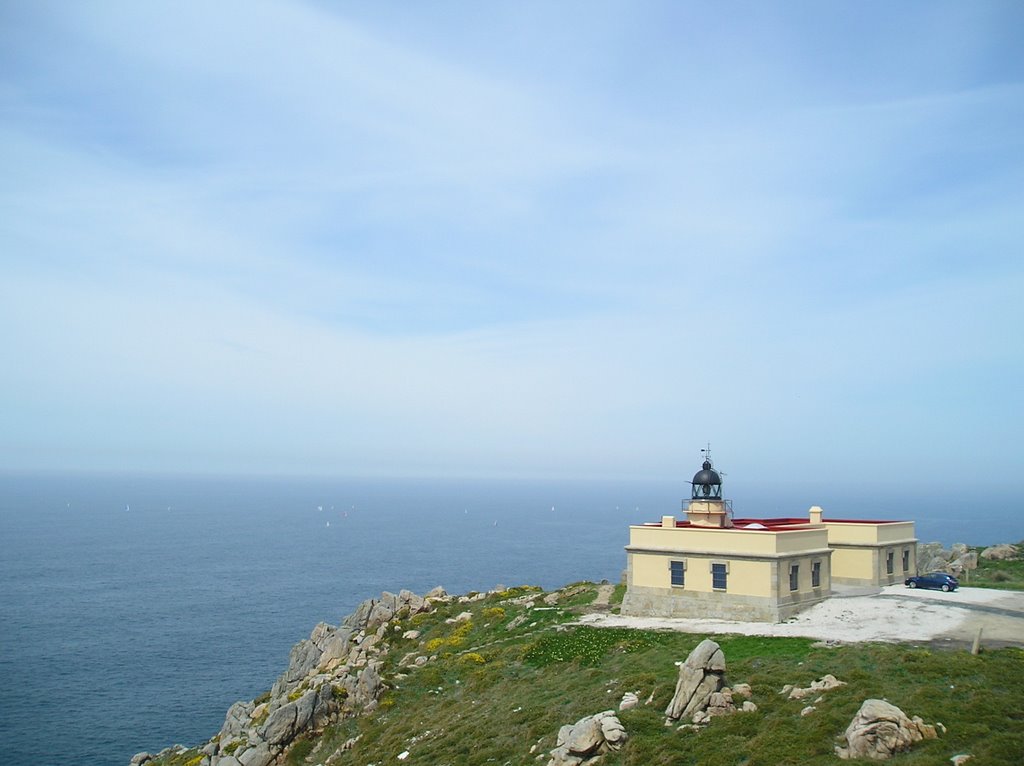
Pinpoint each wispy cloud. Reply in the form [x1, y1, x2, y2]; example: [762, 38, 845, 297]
[2, 1, 1022, 483]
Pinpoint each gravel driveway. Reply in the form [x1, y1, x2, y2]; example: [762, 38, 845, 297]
[578, 586, 1024, 647]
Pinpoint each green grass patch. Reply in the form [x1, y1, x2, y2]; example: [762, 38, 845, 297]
[305, 629, 1024, 766]
[147, 581, 1024, 766]
[523, 626, 674, 667]
[284, 736, 315, 765]
[610, 582, 627, 605]
[970, 545, 1024, 590]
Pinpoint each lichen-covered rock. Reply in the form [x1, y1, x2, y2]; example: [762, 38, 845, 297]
[259, 684, 337, 747]
[133, 587, 440, 766]
[237, 743, 273, 766]
[981, 544, 1019, 561]
[269, 639, 323, 702]
[353, 662, 382, 708]
[836, 699, 938, 760]
[218, 701, 255, 741]
[787, 674, 846, 700]
[565, 716, 603, 754]
[665, 639, 727, 722]
[547, 711, 627, 765]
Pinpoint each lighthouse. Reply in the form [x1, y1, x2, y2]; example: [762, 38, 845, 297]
[684, 452, 733, 528]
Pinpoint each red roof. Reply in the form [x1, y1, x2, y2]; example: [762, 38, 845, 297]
[640, 515, 908, 531]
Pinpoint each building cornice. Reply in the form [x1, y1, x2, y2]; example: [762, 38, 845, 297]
[624, 545, 834, 562]
[828, 538, 919, 549]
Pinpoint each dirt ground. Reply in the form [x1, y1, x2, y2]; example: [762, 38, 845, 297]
[578, 585, 1024, 648]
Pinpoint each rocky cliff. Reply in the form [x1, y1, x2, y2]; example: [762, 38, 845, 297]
[131, 586, 449, 766]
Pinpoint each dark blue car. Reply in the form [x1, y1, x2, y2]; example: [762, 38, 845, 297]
[905, 572, 959, 592]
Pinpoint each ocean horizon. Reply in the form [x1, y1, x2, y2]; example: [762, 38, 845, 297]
[1, 471, 1019, 766]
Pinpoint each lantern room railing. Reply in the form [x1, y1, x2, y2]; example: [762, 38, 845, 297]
[682, 498, 733, 515]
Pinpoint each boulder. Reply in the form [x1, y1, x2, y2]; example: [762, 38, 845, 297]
[705, 689, 734, 718]
[619, 692, 639, 711]
[787, 674, 846, 700]
[425, 586, 448, 600]
[547, 711, 627, 765]
[270, 638, 323, 700]
[949, 552, 978, 576]
[918, 542, 985, 575]
[981, 544, 1019, 561]
[599, 713, 627, 746]
[218, 701, 256, 740]
[310, 622, 333, 648]
[258, 685, 337, 748]
[343, 598, 376, 630]
[398, 589, 425, 614]
[565, 716, 603, 754]
[367, 599, 396, 631]
[237, 743, 273, 766]
[836, 699, 938, 760]
[318, 629, 352, 667]
[665, 639, 727, 722]
[353, 662, 381, 708]
[129, 754, 152, 766]
[259, 696, 303, 746]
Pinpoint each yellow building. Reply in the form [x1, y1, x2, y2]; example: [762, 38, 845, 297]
[823, 513, 918, 587]
[622, 455, 918, 622]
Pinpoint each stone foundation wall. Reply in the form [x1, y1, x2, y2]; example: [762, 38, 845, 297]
[621, 585, 830, 623]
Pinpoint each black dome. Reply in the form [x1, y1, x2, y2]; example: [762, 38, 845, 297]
[691, 459, 721, 487]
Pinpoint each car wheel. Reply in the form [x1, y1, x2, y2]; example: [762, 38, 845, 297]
[942, 584, 950, 592]
[908, 581, 917, 588]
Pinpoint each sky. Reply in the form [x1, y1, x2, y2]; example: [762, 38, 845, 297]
[1, 1, 1022, 489]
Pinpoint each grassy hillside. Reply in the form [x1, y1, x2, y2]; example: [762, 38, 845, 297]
[153, 580, 1024, 766]
[968, 543, 1024, 590]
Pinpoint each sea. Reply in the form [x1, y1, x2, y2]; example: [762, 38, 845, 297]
[1, 472, 1019, 766]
